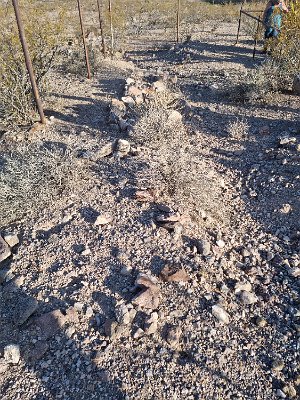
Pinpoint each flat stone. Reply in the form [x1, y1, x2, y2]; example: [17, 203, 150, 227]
[94, 214, 113, 226]
[26, 341, 49, 363]
[212, 305, 230, 324]
[132, 287, 160, 310]
[14, 295, 38, 325]
[4, 344, 20, 364]
[34, 310, 68, 340]
[0, 235, 11, 263]
[159, 266, 190, 282]
[4, 234, 19, 248]
[240, 290, 258, 305]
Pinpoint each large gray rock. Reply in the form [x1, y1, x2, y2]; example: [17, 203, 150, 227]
[0, 235, 11, 263]
[292, 74, 300, 95]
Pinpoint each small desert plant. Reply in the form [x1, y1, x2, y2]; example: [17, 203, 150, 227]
[0, 1, 65, 125]
[227, 118, 249, 139]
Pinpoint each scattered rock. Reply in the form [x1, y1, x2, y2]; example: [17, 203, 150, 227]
[292, 74, 300, 95]
[4, 234, 19, 248]
[98, 142, 116, 158]
[94, 214, 113, 226]
[34, 309, 68, 340]
[116, 139, 131, 156]
[133, 327, 144, 339]
[212, 305, 230, 324]
[135, 190, 156, 202]
[216, 240, 225, 248]
[196, 239, 211, 256]
[14, 295, 38, 325]
[167, 110, 182, 124]
[144, 312, 158, 335]
[279, 204, 292, 214]
[255, 316, 267, 327]
[153, 80, 166, 92]
[132, 273, 160, 310]
[288, 267, 300, 278]
[0, 235, 11, 263]
[26, 341, 49, 363]
[159, 265, 190, 282]
[166, 325, 181, 348]
[234, 281, 252, 293]
[239, 290, 258, 305]
[115, 303, 136, 325]
[4, 344, 20, 364]
[122, 96, 135, 107]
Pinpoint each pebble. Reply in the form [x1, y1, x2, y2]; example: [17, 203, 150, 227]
[4, 234, 19, 248]
[216, 240, 225, 248]
[133, 328, 144, 339]
[166, 325, 181, 348]
[212, 305, 230, 324]
[4, 344, 21, 364]
[0, 235, 11, 263]
[94, 214, 113, 226]
[256, 316, 267, 327]
[239, 290, 258, 305]
[272, 359, 285, 371]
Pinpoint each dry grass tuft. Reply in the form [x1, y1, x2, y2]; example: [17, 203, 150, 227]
[227, 118, 249, 140]
[0, 141, 84, 227]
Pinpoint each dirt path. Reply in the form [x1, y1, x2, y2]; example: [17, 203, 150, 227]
[0, 21, 300, 400]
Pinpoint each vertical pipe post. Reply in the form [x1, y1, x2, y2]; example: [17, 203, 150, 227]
[12, 0, 46, 124]
[253, 12, 262, 59]
[77, 0, 91, 79]
[97, 0, 106, 57]
[108, 0, 114, 54]
[235, 8, 243, 45]
[176, 0, 181, 43]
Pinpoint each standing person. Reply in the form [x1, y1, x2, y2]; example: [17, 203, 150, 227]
[262, 0, 289, 52]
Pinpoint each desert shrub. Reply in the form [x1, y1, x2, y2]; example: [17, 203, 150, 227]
[0, 141, 83, 226]
[227, 118, 249, 139]
[0, 1, 65, 125]
[271, 0, 300, 87]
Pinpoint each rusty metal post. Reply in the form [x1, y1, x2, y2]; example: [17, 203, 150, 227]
[235, 6, 243, 45]
[12, 0, 46, 124]
[77, 0, 91, 79]
[176, 0, 181, 43]
[253, 12, 262, 58]
[97, 0, 106, 57]
[108, 0, 114, 53]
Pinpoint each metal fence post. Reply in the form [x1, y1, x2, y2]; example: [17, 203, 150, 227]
[108, 0, 114, 53]
[77, 0, 91, 79]
[97, 0, 106, 57]
[176, 0, 181, 43]
[12, 0, 46, 124]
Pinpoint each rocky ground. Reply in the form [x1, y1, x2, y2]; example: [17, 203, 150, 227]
[0, 21, 300, 400]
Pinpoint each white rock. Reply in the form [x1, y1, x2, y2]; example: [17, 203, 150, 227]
[167, 110, 182, 124]
[240, 290, 258, 305]
[126, 77, 135, 85]
[4, 234, 19, 248]
[133, 328, 144, 339]
[289, 267, 300, 278]
[216, 240, 225, 248]
[4, 344, 20, 364]
[94, 214, 113, 226]
[212, 305, 230, 324]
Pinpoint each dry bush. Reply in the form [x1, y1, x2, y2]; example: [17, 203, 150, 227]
[0, 1, 66, 125]
[227, 118, 249, 139]
[271, 0, 300, 88]
[0, 141, 84, 227]
[132, 91, 228, 224]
